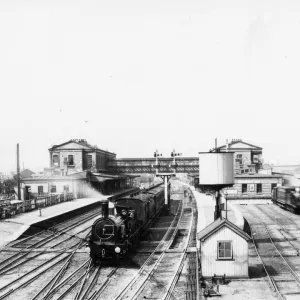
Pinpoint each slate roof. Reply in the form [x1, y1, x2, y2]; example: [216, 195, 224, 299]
[197, 217, 251, 242]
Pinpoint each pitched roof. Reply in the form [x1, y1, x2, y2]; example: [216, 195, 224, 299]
[213, 140, 262, 151]
[197, 217, 251, 241]
[20, 169, 35, 178]
[49, 139, 93, 150]
[49, 139, 115, 155]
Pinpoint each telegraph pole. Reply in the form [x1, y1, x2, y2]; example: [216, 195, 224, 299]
[17, 143, 21, 200]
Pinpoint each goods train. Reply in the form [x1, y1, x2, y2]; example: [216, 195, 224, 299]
[88, 184, 165, 263]
[272, 186, 300, 213]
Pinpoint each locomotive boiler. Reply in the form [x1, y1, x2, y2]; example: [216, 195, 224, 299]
[88, 184, 165, 263]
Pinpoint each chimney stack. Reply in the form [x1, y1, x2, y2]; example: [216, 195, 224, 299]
[101, 199, 109, 218]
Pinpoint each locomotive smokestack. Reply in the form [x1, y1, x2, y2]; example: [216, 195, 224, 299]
[101, 199, 109, 218]
[109, 201, 115, 215]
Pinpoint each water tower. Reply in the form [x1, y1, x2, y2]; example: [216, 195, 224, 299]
[198, 151, 234, 220]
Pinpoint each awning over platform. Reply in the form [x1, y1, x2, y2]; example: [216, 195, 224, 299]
[89, 172, 137, 182]
[90, 175, 115, 182]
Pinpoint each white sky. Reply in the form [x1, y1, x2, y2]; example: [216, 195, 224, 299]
[1, 0, 300, 172]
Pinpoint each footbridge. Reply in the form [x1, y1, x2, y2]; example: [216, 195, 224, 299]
[107, 157, 199, 175]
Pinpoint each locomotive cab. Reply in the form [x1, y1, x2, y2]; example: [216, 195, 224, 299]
[115, 204, 137, 233]
[115, 205, 136, 220]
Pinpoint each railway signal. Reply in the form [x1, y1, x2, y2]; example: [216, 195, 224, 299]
[171, 149, 182, 168]
[154, 150, 163, 170]
[154, 150, 162, 158]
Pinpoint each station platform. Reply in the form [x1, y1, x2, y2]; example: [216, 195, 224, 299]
[0, 196, 109, 249]
[192, 190, 245, 244]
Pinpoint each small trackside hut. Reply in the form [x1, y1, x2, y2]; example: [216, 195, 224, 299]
[198, 218, 251, 278]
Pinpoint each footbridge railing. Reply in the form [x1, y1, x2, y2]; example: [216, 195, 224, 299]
[107, 157, 199, 174]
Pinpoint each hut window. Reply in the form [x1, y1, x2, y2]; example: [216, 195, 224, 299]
[218, 241, 232, 259]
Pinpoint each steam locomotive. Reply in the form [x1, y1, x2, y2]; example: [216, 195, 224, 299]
[272, 186, 300, 213]
[88, 184, 165, 263]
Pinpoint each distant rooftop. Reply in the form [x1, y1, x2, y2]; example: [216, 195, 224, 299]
[49, 139, 115, 155]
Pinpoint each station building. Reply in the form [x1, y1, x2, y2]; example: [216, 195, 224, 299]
[198, 139, 284, 202]
[21, 174, 87, 199]
[225, 174, 283, 204]
[48, 139, 116, 176]
[211, 139, 263, 174]
[20, 139, 137, 201]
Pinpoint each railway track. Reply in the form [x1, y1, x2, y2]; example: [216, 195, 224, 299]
[0, 208, 102, 283]
[0, 186, 198, 300]
[0, 206, 103, 300]
[240, 205, 300, 256]
[114, 194, 197, 300]
[72, 194, 198, 300]
[9, 207, 102, 249]
[238, 204, 300, 299]
[252, 223, 300, 299]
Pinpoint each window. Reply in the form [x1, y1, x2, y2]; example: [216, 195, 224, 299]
[96, 154, 99, 168]
[87, 155, 92, 169]
[257, 183, 262, 193]
[68, 155, 74, 166]
[64, 185, 69, 192]
[53, 155, 59, 167]
[245, 169, 249, 173]
[38, 186, 43, 195]
[242, 184, 247, 193]
[218, 241, 232, 259]
[271, 183, 277, 191]
[51, 185, 56, 193]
